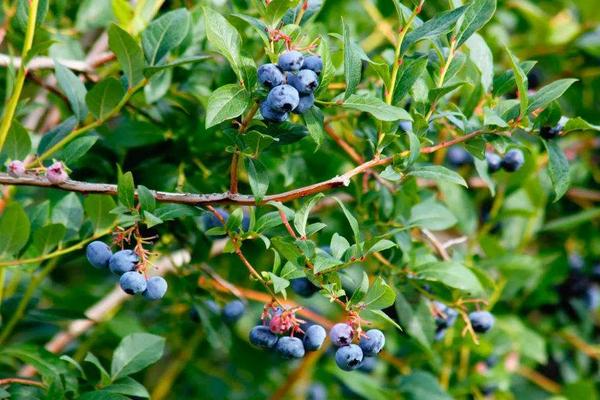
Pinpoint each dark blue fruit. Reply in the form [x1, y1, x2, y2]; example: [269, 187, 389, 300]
[540, 125, 560, 140]
[290, 277, 319, 297]
[202, 208, 229, 230]
[260, 101, 288, 123]
[433, 301, 458, 329]
[358, 329, 385, 356]
[249, 325, 279, 349]
[358, 356, 377, 373]
[335, 344, 363, 371]
[278, 51, 304, 72]
[302, 56, 323, 75]
[266, 84, 300, 113]
[109, 250, 139, 275]
[469, 311, 495, 333]
[303, 324, 326, 351]
[86, 241, 112, 269]
[292, 93, 314, 114]
[486, 152, 502, 173]
[306, 383, 326, 400]
[119, 271, 147, 295]
[143, 276, 168, 300]
[501, 149, 525, 172]
[447, 146, 473, 167]
[275, 336, 305, 359]
[329, 323, 353, 347]
[287, 69, 319, 94]
[258, 63, 285, 88]
[222, 300, 245, 324]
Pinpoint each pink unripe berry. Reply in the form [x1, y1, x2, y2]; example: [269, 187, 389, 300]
[46, 161, 68, 184]
[7, 160, 26, 177]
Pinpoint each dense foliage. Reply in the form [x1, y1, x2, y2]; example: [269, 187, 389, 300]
[0, 0, 599, 399]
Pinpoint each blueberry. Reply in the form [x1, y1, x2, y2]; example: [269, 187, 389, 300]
[292, 93, 315, 114]
[222, 300, 245, 324]
[266, 84, 300, 113]
[143, 276, 168, 300]
[591, 264, 600, 283]
[399, 120, 413, 133]
[275, 336, 305, 359]
[501, 149, 525, 172]
[303, 324, 326, 351]
[278, 51, 304, 72]
[358, 329, 385, 356]
[447, 146, 473, 167]
[287, 69, 319, 94]
[469, 311, 495, 333]
[584, 286, 600, 311]
[86, 241, 112, 269]
[119, 271, 147, 295]
[258, 63, 285, 88]
[260, 101, 288, 123]
[202, 208, 229, 230]
[335, 344, 363, 371]
[290, 277, 319, 297]
[433, 301, 458, 329]
[302, 56, 323, 75]
[435, 327, 447, 341]
[568, 253, 585, 271]
[540, 125, 560, 140]
[486, 152, 502, 173]
[46, 161, 68, 184]
[249, 325, 279, 349]
[357, 356, 377, 373]
[306, 383, 326, 400]
[329, 323, 353, 347]
[7, 160, 25, 177]
[109, 250, 139, 275]
[485, 355, 499, 368]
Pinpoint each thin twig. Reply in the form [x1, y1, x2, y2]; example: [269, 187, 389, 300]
[0, 378, 45, 388]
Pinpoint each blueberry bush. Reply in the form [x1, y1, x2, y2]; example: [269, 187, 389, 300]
[0, 0, 599, 398]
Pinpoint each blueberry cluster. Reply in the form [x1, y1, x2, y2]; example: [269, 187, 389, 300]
[434, 301, 495, 339]
[258, 51, 322, 122]
[85, 241, 168, 300]
[249, 313, 326, 359]
[486, 148, 525, 173]
[329, 323, 385, 371]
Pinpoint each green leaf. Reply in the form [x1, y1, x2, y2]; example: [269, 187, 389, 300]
[86, 77, 126, 120]
[79, 392, 130, 400]
[456, 0, 497, 47]
[395, 291, 433, 349]
[466, 34, 494, 92]
[413, 261, 484, 295]
[117, 169, 135, 209]
[3, 120, 31, 160]
[51, 193, 84, 238]
[265, 0, 300, 26]
[142, 8, 190, 65]
[313, 253, 344, 274]
[563, 117, 600, 133]
[54, 136, 98, 165]
[294, 193, 324, 238]
[332, 367, 390, 400]
[334, 197, 361, 246]
[137, 185, 156, 212]
[0, 203, 30, 257]
[505, 47, 528, 119]
[54, 61, 88, 122]
[473, 156, 496, 196]
[407, 165, 468, 187]
[362, 277, 396, 310]
[366, 239, 396, 255]
[544, 140, 570, 202]
[143, 55, 211, 77]
[343, 94, 412, 121]
[205, 84, 250, 129]
[84, 195, 117, 233]
[363, 309, 403, 331]
[392, 57, 428, 105]
[400, 371, 452, 400]
[245, 158, 269, 203]
[37, 116, 77, 155]
[349, 271, 369, 305]
[232, 14, 270, 47]
[542, 208, 600, 232]
[492, 60, 536, 97]
[143, 211, 163, 228]
[203, 7, 243, 81]
[84, 352, 111, 386]
[527, 79, 578, 113]
[108, 24, 145, 87]
[343, 21, 362, 99]
[316, 38, 335, 98]
[31, 223, 66, 255]
[111, 333, 165, 381]
[402, 6, 468, 52]
[409, 200, 457, 231]
[302, 106, 325, 147]
[103, 377, 150, 398]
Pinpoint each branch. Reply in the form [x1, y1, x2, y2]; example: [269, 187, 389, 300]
[0, 377, 45, 388]
[0, 53, 114, 72]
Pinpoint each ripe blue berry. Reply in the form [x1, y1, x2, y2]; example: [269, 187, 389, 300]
[143, 276, 168, 300]
[433, 301, 458, 329]
[278, 51, 304, 72]
[306, 383, 327, 400]
[275, 336, 305, 359]
[329, 323, 353, 347]
[258, 63, 285, 88]
[302, 56, 323, 75]
[249, 325, 279, 349]
[86, 241, 112, 269]
[486, 152, 502, 173]
[292, 93, 315, 114]
[287, 69, 319, 94]
[501, 149, 525, 172]
[335, 344, 363, 371]
[222, 300, 245, 324]
[266, 84, 300, 113]
[540, 125, 560, 140]
[260, 101, 288, 123]
[358, 329, 385, 356]
[358, 356, 377, 373]
[469, 311, 495, 333]
[109, 250, 139, 275]
[447, 146, 473, 167]
[119, 271, 147, 295]
[202, 208, 229, 230]
[290, 277, 319, 297]
[303, 324, 326, 351]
